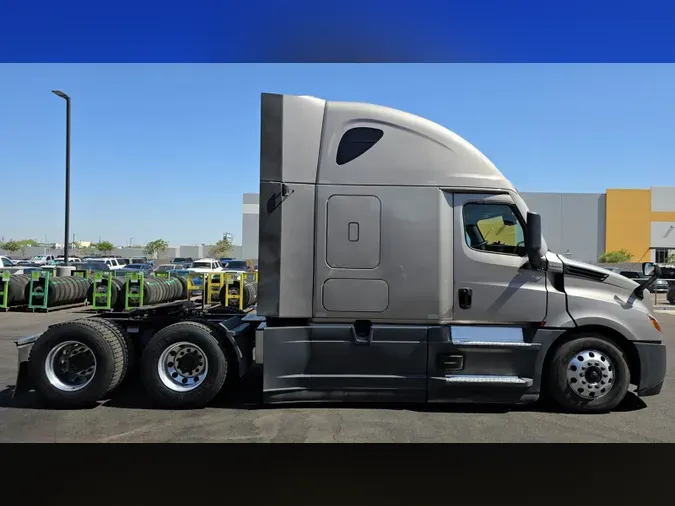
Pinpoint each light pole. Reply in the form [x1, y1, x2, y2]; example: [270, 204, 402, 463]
[52, 90, 71, 266]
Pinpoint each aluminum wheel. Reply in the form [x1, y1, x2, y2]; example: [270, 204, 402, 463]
[157, 341, 209, 392]
[44, 340, 97, 392]
[566, 349, 615, 400]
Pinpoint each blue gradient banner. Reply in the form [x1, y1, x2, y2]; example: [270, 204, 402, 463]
[2, 0, 675, 62]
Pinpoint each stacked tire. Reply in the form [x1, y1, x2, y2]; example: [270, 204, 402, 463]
[26, 276, 90, 307]
[86, 276, 126, 309]
[6, 274, 30, 306]
[139, 277, 185, 305]
[218, 280, 258, 309]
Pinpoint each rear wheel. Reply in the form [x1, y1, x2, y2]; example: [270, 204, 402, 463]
[28, 319, 126, 408]
[545, 334, 630, 413]
[140, 321, 228, 408]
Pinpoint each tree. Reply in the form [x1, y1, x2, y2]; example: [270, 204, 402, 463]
[16, 239, 37, 256]
[1, 240, 20, 254]
[598, 249, 633, 264]
[208, 236, 233, 258]
[94, 241, 115, 255]
[143, 239, 169, 259]
[1, 239, 37, 257]
[667, 253, 675, 264]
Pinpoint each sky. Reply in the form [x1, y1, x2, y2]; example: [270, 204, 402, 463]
[1, 63, 674, 247]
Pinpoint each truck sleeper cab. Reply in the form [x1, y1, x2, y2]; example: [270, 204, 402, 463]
[255, 93, 666, 413]
[12, 93, 666, 414]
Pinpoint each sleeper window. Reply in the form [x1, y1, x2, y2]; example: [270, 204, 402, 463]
[463, 203, 525, 256]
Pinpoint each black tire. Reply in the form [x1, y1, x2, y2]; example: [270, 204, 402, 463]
[62, 277, 76, 303]
[545, 334, 630, 414]
[94, 318, 136, 385]
[169, 278, 182, 300]
[218, 280, 258, 308]
[71, 276, 89, 302]
[28, 319, 126, 408]
[176, 275, 188, 299]
[86, 277, 125, 309]
[7, 274, 30, 306]
[140, 321, 228, 408]
[190, 318, 241, 387]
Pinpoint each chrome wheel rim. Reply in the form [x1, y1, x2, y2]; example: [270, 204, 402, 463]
[45, 340, 97, 392]
[566, 349, 615, 400]
[157, 341, 209, 392]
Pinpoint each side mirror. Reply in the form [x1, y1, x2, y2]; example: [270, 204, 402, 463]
[525, 212, 543, 270]
[642, 262, 658, 277]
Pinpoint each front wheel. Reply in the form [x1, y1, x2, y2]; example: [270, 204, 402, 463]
[140, 321, 228, 408]
[545, 334, 630, 413]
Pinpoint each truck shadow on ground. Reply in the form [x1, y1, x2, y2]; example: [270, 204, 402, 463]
[0, 369, 649, 415]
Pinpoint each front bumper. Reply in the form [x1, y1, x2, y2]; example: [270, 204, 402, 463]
[634, 341, 667, 397]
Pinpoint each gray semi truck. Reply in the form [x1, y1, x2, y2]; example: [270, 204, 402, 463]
[11, 93, 667, 414]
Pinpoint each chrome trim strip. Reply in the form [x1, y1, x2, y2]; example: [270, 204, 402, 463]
[454, 341, 538, 347]
[436, 375, 533, 386]
[451, 326, 525, 343]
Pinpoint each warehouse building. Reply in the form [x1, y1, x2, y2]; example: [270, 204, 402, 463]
[241, 187, 675, 265]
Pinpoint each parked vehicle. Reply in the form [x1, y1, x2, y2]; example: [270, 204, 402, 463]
[87, 257, 124, 270]
[79, 261, 113, 276]
[29, 255, 56, 266]
[116, 263, 154, 277]
[12, 92, 666, 414]
[668, 285, 675, 305]
[186, 258, 223, 274]
[0, 255, 16, 268]
[53, 258, 83, 265]
[130, 256, 152, 265]
[651, 279, 669, 294]
[172, 257, 194, 268]
[220, 259, 251, 281]
[154, 263, 185, 274]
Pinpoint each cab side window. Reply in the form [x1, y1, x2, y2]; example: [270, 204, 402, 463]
[463, 203, 525, 256]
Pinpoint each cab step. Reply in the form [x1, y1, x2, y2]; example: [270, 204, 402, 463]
[438, 375, 533, 387]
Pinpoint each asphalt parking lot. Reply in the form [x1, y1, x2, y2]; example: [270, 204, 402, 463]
[1, 307, 674, 443]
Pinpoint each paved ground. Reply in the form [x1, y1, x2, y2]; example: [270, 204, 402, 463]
[1, 307, 674, 443]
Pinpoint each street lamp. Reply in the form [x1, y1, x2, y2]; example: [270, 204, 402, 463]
[52, 90, 71, 266]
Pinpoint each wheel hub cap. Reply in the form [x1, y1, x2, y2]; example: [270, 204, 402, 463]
[45, 340, 97, 392]
[157, 341, 209, 392]
[566, 349, 615, 400]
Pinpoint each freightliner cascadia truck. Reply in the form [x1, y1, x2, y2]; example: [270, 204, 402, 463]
[12, 93, 666, 414]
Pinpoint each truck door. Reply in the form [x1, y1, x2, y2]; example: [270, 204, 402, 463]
[452, 193, 547, 324]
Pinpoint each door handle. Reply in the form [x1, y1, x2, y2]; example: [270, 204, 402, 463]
[351, 320, 373, 345]
[458, 288, 472, 309]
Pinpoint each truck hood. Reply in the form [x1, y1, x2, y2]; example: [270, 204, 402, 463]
[557, 255, 640, 293]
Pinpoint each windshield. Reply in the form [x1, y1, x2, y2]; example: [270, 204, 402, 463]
[31, 256, 46, 260]
[156, 265, 177, 272]
[174, 258, 189, 263]
[124, 264, 147, 269]
[191, 261, 212, 268]
[223, 260, 248, 270]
